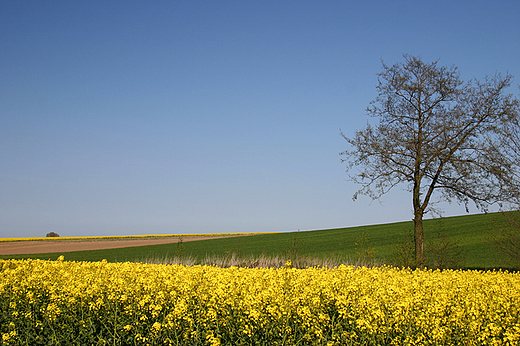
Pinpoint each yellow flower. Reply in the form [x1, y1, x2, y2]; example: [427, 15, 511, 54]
[2, 259, 520, 345]
[152, 322, 161, 331]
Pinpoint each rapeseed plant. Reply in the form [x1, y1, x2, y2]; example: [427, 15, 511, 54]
[1, 259, 519, 345]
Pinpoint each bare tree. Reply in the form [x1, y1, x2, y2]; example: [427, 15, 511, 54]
[341, 55, 520, 267]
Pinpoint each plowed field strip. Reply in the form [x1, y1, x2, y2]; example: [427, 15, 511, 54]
[0, 235, 247, 255]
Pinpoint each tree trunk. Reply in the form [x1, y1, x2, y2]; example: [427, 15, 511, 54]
[413, 209, 425, 268]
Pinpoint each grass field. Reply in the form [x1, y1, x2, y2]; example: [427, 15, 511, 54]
[1, 212, 518, 269]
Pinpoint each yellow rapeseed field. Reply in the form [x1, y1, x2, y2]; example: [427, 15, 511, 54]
[1, 258, 519, 345]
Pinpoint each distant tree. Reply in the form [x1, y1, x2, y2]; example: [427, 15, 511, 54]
[341, 55, 520, 267]
[46, 232, 60, 237]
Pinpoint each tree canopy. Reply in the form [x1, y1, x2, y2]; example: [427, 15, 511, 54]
[341, 55, 520, 266]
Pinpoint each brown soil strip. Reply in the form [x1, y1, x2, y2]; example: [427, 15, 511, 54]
[0, 235, 248, 255]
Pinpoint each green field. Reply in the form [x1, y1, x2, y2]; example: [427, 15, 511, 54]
[2, 212, 518, 269]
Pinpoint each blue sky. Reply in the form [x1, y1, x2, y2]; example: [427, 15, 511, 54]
[1, 1, 519, 237]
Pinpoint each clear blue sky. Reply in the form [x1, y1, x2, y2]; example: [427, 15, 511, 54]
[1, 1, 519, 237]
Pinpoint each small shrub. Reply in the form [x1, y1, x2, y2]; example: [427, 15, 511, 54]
[425, 231, 465, 269]
[355, 231, 377, 263]
[491, 210, 520, 269]
[391, 233, 416, 268]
